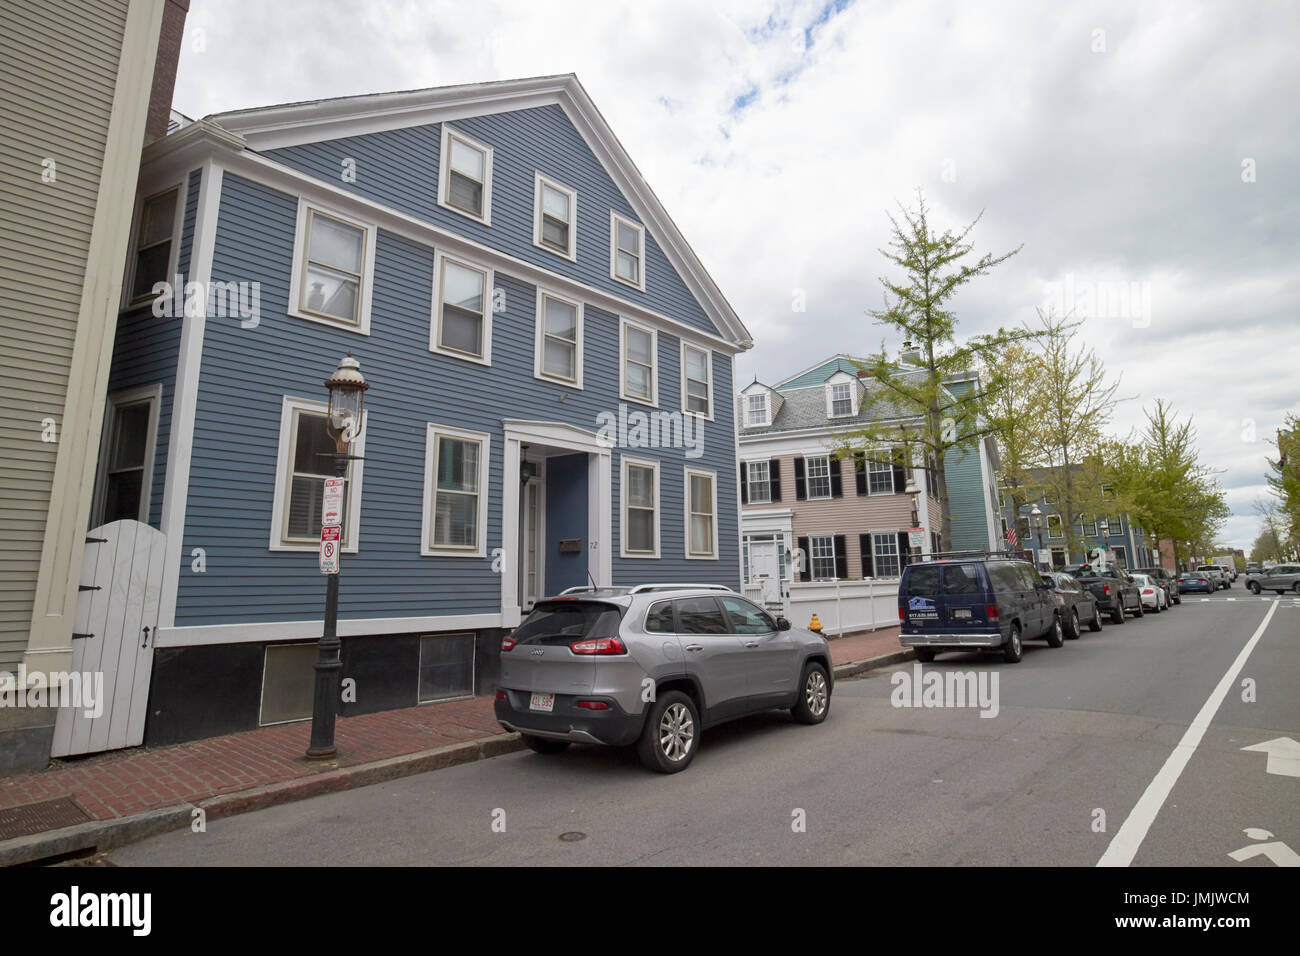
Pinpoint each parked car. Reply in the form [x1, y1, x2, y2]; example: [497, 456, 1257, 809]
[1133, 566, 1182, 606]
[1063, 564, 1144, 624]
[1245, 563, 1300, 595]
[1245, 562, 1262, 575]
[494, 584, 832, 774]
[1178, 572, 1213, 594]
[1131, 573, 1168, 612]
[1041, 571, 1103, 637]
[1196, 565, 1228, 590]
[898, 555, 1063, 664]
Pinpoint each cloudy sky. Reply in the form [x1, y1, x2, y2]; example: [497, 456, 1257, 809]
[173, 0, 1300, 550]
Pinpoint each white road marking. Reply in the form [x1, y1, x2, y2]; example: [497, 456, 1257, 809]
[1241, 737, 1300, 778]
[1098, 600, 1281, 867]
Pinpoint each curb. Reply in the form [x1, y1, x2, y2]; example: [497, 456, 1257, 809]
[0, 732, 526, 867]
[832, 648, 915, 679]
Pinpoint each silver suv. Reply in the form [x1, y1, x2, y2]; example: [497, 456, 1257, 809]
[494, 584, 833, 773]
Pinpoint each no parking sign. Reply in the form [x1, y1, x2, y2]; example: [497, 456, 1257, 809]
[320, 526, 340, 574]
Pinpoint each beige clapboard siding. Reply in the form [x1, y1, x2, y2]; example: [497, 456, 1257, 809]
[0, 0, 130, 668]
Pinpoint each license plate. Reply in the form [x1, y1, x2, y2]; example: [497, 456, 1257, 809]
[529, 693, 555, 713]
[952, 608, 972, 619]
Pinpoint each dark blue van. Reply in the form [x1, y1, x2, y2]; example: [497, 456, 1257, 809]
[898, 554, 1064, 663]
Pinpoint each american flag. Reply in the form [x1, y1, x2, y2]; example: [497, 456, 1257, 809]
[1005, 527, 1019, 548]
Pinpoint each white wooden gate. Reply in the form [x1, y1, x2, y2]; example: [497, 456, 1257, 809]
[51, 520, 166, 757]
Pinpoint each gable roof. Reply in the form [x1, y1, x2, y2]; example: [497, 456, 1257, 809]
[203, 74, 751, 349]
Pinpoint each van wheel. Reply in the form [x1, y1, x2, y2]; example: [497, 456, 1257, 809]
[1088, 605, 1103, 632]
[791, 662, 831, 725]
[637, 691, 699, 774]
[1003, 623, 1023, 663]
[1065, 609, 1081, 640]
[915, 649, 936, 662]
[1111, 604, 1125, 625]
[522, 734, 570, 755]
[1046, 614, 1064, 648]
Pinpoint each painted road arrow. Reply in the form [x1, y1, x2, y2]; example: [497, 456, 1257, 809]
[1241, 737, 1300, 778]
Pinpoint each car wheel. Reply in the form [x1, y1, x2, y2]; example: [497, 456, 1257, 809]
[1089, 604, 1103, 632]
[1111, 603, 1125, 625]
[1003, 623, 1023, 663]
[637, 690, 699, 774]
[1133, 598, 1144, 617]
[791, 662, 831, 725]
[1045, 614, 1064, 647]
[1248, 582, 1260, 594]
[1293, 582, 1300, 595]
[522, 734, 570, 755]
[915, 648, 937, 662]
[1151, 597, 1161, 613]
[1066, 608, 1081, 639]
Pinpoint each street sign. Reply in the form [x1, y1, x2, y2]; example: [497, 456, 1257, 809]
[1037, 548, 1050, 565]
[319, 526, 340, 574]
[322, 477, 345, 528]
[908, 528, 925, 548]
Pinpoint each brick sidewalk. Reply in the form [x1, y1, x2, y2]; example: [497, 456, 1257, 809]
[0, 625, 904, 842]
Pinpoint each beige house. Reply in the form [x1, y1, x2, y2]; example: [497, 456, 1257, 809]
[0, 0, 187, 772]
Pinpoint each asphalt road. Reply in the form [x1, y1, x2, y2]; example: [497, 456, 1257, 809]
[108, 593, 1300, 866]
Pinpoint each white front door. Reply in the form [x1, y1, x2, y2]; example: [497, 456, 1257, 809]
[749, 541, 782, 605]
[519, 477, 544, 609]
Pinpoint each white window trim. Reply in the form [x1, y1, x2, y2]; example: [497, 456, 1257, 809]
[122, 181, 186, 310]
[286, 197, 377, 335]
[421, 423, 492, 558]
[866, 450, 895, 497]
[746, 458, 772, 505]
[805, 454, 832, 500]
[680, 341, 714, 421]
[609, 210, 646, 291]
[619, 316, 658, 406]
[684, 466, 719, 560]
[269, 396, 367, 553]
[1048, 514, 1064, 539]
[827, 381, 856, 418]
[620, 455, 661, 559]
[429, 249, 494, 366]
[870, 529, 902, 579]
[533, 171, 577, 261]
[91, 384, 162, 527]
[438, 124, 493, 226]
[744, 392, 770, 428]
[533, 286, 584, 389]
[809, 534, 837, 580]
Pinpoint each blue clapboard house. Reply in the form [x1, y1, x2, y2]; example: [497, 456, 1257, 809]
[82, 76, 751, 749]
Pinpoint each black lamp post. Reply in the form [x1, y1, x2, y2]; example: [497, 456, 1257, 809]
[307, 355, 368, 760]
[1030, 504, 1044, 570]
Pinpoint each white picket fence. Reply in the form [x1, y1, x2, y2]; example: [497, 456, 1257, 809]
[744, 579, 900, 636]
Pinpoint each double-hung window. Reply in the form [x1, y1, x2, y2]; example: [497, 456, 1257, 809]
[872, 532, 901, 578]
[422, 425, 490, 557]
[93, 386, 160, 526]
[535, 290, 583, 387]
[127, 187, 180, 304]
[685, 468, 717, 558]
[271, 397, 365, 551]
[746, 460, 771, 504]
[610, 212, 645, 290]
[868, 453, 894, 495]
[534, 173, 576, 260]
[1048, 515, 1064, 539]
[621, 456, 659, 557]
[431, 252, 493, 363]
[829, 381, 854, 417]
[745, 393, 769, 427]
[810, 535, 836, 579]
[806, 455, 832, 499]
[289, 201, 376, 333]
[1081, 515, 1097, 535]
[439, 125, 492, 223]
[682, 343, 711, 417]
[621, 319, 657, 404]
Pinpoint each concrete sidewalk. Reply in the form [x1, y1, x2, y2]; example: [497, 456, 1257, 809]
[0, 626, 907, 865]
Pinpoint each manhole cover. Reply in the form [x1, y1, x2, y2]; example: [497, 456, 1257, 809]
[0, 796, 92, 841]
[558, 831, 587, 842]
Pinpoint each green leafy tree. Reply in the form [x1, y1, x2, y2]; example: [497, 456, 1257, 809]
[1265, 414, 1300, 554]
[832, 190, 1025, 549]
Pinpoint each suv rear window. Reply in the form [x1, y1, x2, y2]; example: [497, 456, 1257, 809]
[903, 565, 941, 596]
[942, 564, 983, 594]
[512, 601, 623, 646]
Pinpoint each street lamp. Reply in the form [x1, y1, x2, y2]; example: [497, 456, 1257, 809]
[1030, 504, 1044, 570]
[307, 355, 369, 760]
[1099, 519, 1110, 570]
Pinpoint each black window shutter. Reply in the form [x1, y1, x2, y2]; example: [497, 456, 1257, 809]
[833, 535, 847, 578]
[898, 531, 912, 568]
[797, 536, 811, 582]
[830, 458, 844, 498]
[892, 461, 907, 494]
[739, 462, 748, 504]
[769, 460, 781, 502]
[859, 534, 873, 578]
[854, 452, 867, 495]
[794, 457, 806, 500]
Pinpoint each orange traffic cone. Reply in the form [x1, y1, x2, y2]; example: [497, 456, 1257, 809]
[808, 613, 823, 633]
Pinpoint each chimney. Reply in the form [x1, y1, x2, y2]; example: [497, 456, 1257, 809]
[899, 340, 922, 365]
[144, 0, 190, 143]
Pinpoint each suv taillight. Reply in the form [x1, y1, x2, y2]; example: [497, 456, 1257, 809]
[501, 636, 517, 652]
[986, 604, 999, 620]
[1103, 584, 1111, 596]
[570, 636, 627, 655]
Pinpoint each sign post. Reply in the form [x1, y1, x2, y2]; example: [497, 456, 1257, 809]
[319, 525, 340, 574]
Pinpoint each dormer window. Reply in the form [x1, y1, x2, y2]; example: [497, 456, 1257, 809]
[829, 381, 854, 417]
[745, 393, 769, 427]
